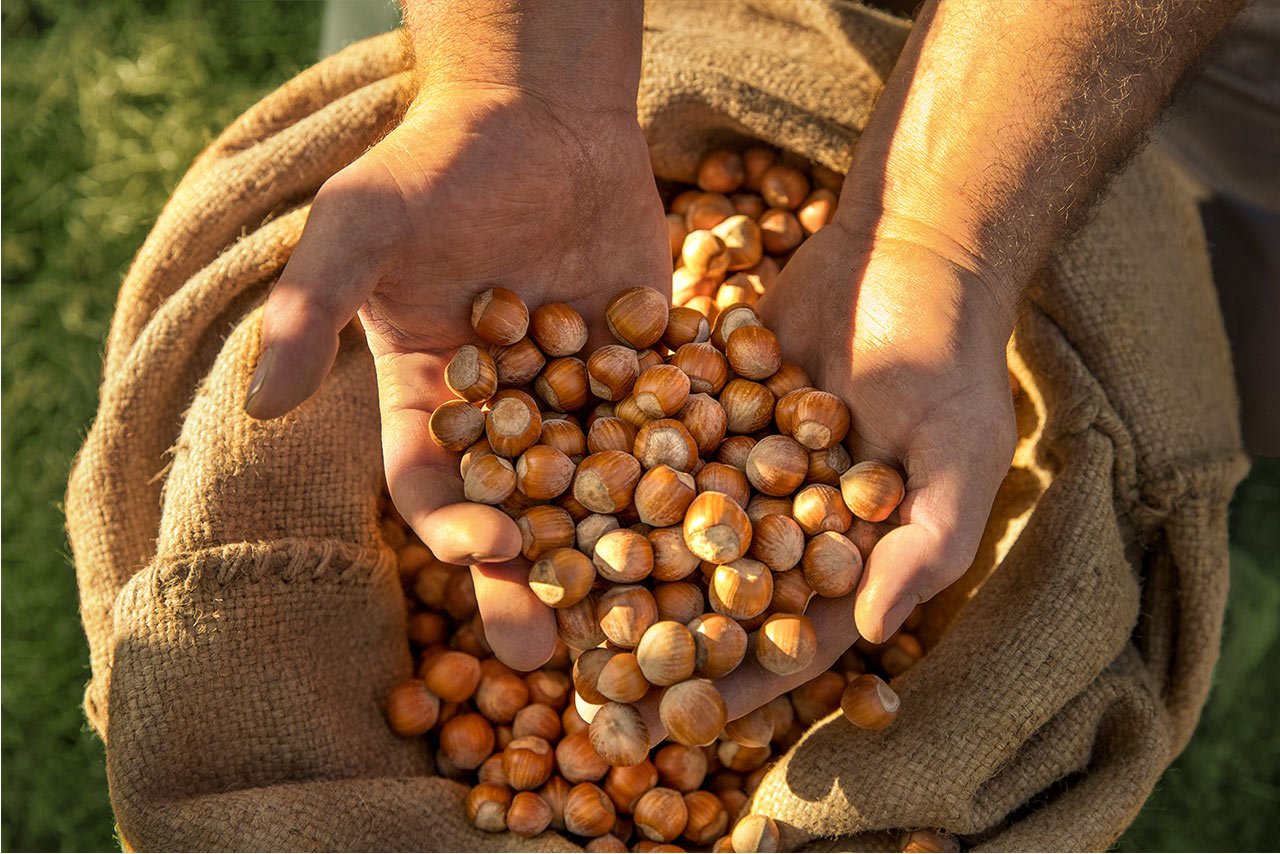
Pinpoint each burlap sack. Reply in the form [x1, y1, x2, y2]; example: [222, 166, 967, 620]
[67, 2, 1247, 850]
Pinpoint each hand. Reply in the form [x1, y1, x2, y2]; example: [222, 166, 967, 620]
[245, 83, 670, 669]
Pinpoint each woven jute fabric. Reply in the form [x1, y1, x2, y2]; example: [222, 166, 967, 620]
[67, 2, 1246, 850]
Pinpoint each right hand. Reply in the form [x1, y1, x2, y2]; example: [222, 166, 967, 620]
[245, 82, 670, 669]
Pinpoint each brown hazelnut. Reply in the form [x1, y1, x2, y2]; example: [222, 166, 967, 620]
[605, 759, 658, 814]
[839, 460, 906, 522]
[709, 303, 761, 349]
[683, 492, 753, 564]
[564, 781, 617, 838]
[801, 530, 862, 597]
[685, 193, 737, 231]
[463, 452, 517, 504]
[485, 389, 543, 458]
[709, 558, 774, 620]
[673, 268, 718, 307]
[664, 306, 712, 349]
[573, 450, 642, 514]
[440, 712, 496, 770]
[539, 417, 587, 460]
[506, 790, 554, 837]
[649, 526, 701, 582]
[653, 581, 705, 625]
[513, 703, 563, 742]
[466, 782, 513, 832]
[711, 215, 764, 271]
[573, 647, 617, 706]
[654, 743, 708, 793]
[731, 814, 780, 853]
[587, 416, 639, 454]
[762, 362, 812, 398]
[475, 671, 531, 724]
[428, 399, 485, 452]
[530, 303, 588, 357]
[634, 465, 698, 527]
[635, 620, 698, 687]
[634, 365, 692, 420]
[759, 208, 803, 254]
[478, 753, 508, 787]
[748, 514, 806, 572]
[716, 436, 757, 470]
[598, 585, 659, 648]
[695, 462, 750, 509]
[576, 513, 621, 558]
[742, 147, 777, 192]
[806, 444, 852, 486]
[744, 495, 792, 524]
[592, 527, 656, 583]
[719, 379, 774, 434]
[445, 345, 498, 402]
[586, 835, 629, 853]
[671, 342, 729, 395]
[588, 345, 642, 401]
[557, 593, 606, 650]
[525, 669, 572, 711]
[597, 651, 651, 703]
[406, 611, 449, 647]
[797, 188, 837, 235]
[385, 680, 440, 736]
[502, 735, 555, 790]
[786, 390, 849, 450]
[760, 164, 810, 209]
[589, 702, 650, 767]
[770, 569, 814, 614]
[556, 731, 610, 783]
[423, 651, 481, 703]
[530, 547, 596, 609]
[792, 484, 854, 535]
[472, 287, 530, 345]
[635, 787, 689, 843]
[730, 192, 766, 219]
[697, 149, 746, 193]
[688, 613, 748, 679]
[660, 679, 727, 747]
[715, 279, 757, 310]
[668, 212, 691, 258]
[490, 337, 546, 386]
[722, 706, 773, 749]
[841, 673, 899, 730]
[725, 325, 782, 380]
[606, 287, 669, 349]
[683, 790, 730, 845]
[678, 393, 729, 456]
[743, 435, 807, 497]
[791, 671, 847, 724]
[755, 613, 818, 676]
[539, 775, 572, 830]
[682, 230, 731, 278]
[518, 504, 575, 560]
[634, 418, 700, 472]
[535, 356, 589, 412]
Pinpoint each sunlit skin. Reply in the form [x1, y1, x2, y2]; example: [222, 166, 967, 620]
[247, 0, 1243, 714]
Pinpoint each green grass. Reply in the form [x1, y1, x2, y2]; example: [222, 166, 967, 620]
[1, 2, 1276, 851]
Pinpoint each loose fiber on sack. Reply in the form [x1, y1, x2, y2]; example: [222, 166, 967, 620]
[66, 2, 1246, 851]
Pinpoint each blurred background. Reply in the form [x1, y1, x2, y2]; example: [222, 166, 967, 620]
[2, 1, 1276, 850]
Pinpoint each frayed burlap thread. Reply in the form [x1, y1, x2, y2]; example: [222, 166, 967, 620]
[67, 3, 1245, 851]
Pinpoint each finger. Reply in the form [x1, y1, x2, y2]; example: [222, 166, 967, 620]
[854, 444, 1008, 643]
[376, 349, 523, 565]
[246, 187, 379, 420]
[612, 596, 860, 746]
[470, 560, 558, 672]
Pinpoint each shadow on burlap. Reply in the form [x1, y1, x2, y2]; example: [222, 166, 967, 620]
[66, 2, 1247, 850]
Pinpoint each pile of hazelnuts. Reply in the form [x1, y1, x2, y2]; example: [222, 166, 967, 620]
[382, 146, 958, 852]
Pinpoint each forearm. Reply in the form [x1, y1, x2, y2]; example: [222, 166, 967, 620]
[401, 0, 644, 111]
[842, 0, 1244, 325]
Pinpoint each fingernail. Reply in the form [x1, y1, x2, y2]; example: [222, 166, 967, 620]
[470, 553, 501, 564]
[244, 347, 274, 417]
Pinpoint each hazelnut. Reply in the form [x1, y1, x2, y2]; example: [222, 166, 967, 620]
[637, 349, 665, 372]
[539, 775, 572, 830]
[649, 526, 701, 581]
[730, 192, 766, 219]
[722, 706, 773, 749]
[683, 492, 753, 564]
[755, 614, 818, 676]
[660, 679, 727, 747]
[564, 782, 617, 838]
[513, 703, 563, 742]
[731, 814, 780, 853]
[463, 453, 517, 504]
[685, 193, 737, 231]
[792, 484, 854, 535]
[670, 189, 704, 216]
[576, 513, 621, 558]
[592, 527, 656, 583]
[801, 531, 862, 597]
[745, 495, 792, 523]
[423, 651, 481, 703]
[688, 613, 748, 679]
[682, 230, 731, 278]
[718, 379, 774, 434]
[518, 504, 575, 560]
[573, 450, 642, 514]
[841, 674, 899, 730]
[485, 389, 543, 458]
[725, 325, 782, 380]
[475, 670, 531, 724]
[490, 337, 546, 386]
[605, 759, 658, 814]
[678, 393, 729, 456]
[466, 782, 513, 832]
[839, 460, 906, 522]
[711, 215, 764, 271]
[697, 149, 745, 193]
[562, 703, 590, 737]
[786, 390, 849, 450]
[654, 743, 708, 793]
[715, 279, 757, 310]
[535, 356, 590, 412]
[472, 287, 529, 345]
[664, 306, 712, 349]
[770, 569, 814, 614]
[606, 287, 669, 349]
[573, 647, 617, 706]
[760, 164, 809, 210]
[709, 558, 774, 620]
[807, 444, 852, 486]
[557, 593, 606, 650]
[478, 753, 508, 787]
[716, 435, 757, 470]
[440, 712, 495, 770]
[709, 303, 761, 350]
[414, 562, 456, 609]
[634, 418, 700, 472]
[635, 787, 689, 843]
[587, 416, 639, 454]
[634, 364, 692, 420]
[428, 399, 485, 452]
[635, 465, 698, 527]
[673, 267, 718, 307]
[653, 581, 705, 625]
[588, 344, 642, 401]
[385, 680, 440, 736]
[744, 435, 808, 496]
[589, 701, 650, 767]
[598, 585, 659, 648]
[444, 570, 478, 621]
[503, 735, 555, 790]
[682, 790, 730, 846]
[749, 514, 805, 572]
[797, 188, 837, 235]
[791, 671, 847, 724]
[526, 669, 573, 710]
[539, 417, 587, 460]
[530, 303, 588, 357]
[668, 213, 691, 258]
[597, 651, 651, 703]
[506, 790, 554, 837]
[445, 345, 498, 402]
[529, 547, 596, 609]
[556, 731, 610, 783]
[742, 147, 777, 192]
[635, 620, 697, 686]
[586, 835, 629, 853]
[695, 462, 750, 509]
[900, 829, 961, 853]
[759, 208, 803, 254]
[406, 611, 449, 647]
[762, 362, 812, 398]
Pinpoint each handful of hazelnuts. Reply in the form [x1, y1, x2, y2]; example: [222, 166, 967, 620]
[385, 147, 953, 852]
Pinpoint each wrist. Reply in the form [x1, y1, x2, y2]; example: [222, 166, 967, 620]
[403, 0, 643, 115]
